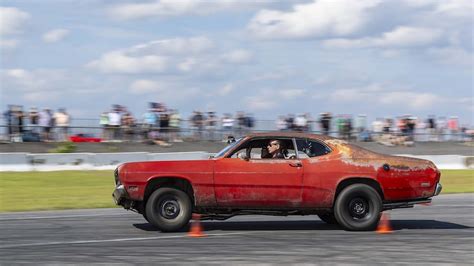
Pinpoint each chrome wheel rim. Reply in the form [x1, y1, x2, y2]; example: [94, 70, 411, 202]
[159, 198, 180, 219]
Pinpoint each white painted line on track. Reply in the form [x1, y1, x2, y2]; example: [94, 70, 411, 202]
[0, 232, 253, 249]
[0, 213, 126, 221]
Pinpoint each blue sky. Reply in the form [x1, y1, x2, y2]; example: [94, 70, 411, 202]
[1, 0, 473, 126]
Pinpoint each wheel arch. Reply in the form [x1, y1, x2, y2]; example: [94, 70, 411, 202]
[144, 176, 195, 207]
[334, 177, 384, 205]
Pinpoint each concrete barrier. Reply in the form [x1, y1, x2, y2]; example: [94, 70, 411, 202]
[0, 152, 472, 171]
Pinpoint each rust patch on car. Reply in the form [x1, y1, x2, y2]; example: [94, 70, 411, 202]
[326, 139, 432, 171]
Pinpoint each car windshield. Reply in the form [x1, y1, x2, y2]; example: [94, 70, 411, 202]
[214, 137, 243, 158]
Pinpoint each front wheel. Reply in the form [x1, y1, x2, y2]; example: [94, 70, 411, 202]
[145, 187, 192, 232]
[334, 184, 382, 231]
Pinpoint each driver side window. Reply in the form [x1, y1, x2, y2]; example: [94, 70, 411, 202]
[230, 138, 297, 160]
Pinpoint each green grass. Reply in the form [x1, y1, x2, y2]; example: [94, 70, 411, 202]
[0, 171, 116, 212]
[0, 169, 472, 212]
[440, 169, 474, 194]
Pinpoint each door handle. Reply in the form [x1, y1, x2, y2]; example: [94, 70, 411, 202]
[289, 162, 302, 167]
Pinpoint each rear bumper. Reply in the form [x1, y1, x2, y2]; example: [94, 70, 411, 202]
[383, 198, 432, 211]
[434, 182, 442, 196]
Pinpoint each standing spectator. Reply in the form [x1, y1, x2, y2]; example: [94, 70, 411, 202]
[29, 107, 39, 133]
[355, 114, 367, 134]
[436, 116, 446, 141]
[100, 111, 109, 140]
[221, 113, 234, 140]
[285, 114, 295, 131]
[122, 111, 135, 142]
[206, 111, 217, 141]
[416, 117, 427, 142]
[3, 105, 14, 141]
[372, 118, 384, 141]
[191, 111, 205, 140]
[294, 114, 307, 132]
[427, 115, 437, 141]
[319, 112, 332, 136]
[406, 116, 416, 141]
[108, 107, 121, 141]
[14, 106, 25, 140]
[448, 116, 459, 141]
[169, 109, 182, 142]
[236, 111, 246, 136]
[142, 108, 157, 141]
[39, 108, 52, 141]
[159, 110, 170, 141]
[53, 108, 70, 142]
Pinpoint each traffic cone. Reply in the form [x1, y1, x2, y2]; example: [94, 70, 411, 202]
[376, 212, 393, 234]
[188, 214, 206, 237]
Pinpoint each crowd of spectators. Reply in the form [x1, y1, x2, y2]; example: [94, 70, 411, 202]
[3, 105, 70, 142]
[2, 103, 472, 144]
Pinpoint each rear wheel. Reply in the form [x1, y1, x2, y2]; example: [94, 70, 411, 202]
[334, 184, 382, 231]
[145, 187, 192, 232]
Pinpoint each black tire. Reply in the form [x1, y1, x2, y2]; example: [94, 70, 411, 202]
[145, 187, 192, 232]
[334, 184, 382, 231]
[318, 212, 338, 224]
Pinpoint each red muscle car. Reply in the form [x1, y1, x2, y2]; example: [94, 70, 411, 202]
[113, 132, 442, 232]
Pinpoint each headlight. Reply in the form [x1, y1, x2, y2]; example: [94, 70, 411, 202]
[114, 167, 121, 186]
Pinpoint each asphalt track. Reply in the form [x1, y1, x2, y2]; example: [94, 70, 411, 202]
[1, 194, 473, 265]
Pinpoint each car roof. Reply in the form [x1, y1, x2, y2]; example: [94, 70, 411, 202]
[245, 132, 336, 141]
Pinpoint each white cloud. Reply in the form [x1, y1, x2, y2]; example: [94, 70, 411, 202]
[87, 51, 169, 74]
[217, 83, 234, 96]
[329, 84, 441, 110]
[0, 39, 18, 48]
[42, 28, 70, 43]
[0, 7, 30, 35]
[86, 37, 214, 74]
[129, 79, 163, 94]
[108, 0, 272, 20]
[426, 47, 473, 66]
[323, 26, 443, 48]
[278, 89, 305, 99]
[87, 36, 251, 74]
[221, 49, 253, 64]
[248, 0, 381, 39]
[129, 36, 213, 55]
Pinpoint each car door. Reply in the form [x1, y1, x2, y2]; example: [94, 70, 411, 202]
[295, 138, 336, 208]
[213, 138, 304, 207]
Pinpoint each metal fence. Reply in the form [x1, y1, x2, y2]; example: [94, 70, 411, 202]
[0, 123, 471, 143]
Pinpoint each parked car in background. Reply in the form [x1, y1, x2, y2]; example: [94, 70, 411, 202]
[69, 134, 102, 143]
[113, 132, 442, 232]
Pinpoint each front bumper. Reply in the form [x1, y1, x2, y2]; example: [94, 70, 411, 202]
[112, 185, 131, 208]
[434, 182, 442, 196]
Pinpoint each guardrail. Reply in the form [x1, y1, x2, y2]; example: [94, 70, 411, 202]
[0, 152, 472, 171]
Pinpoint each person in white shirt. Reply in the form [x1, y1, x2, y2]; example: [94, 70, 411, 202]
[108, 110, 121, 141]
[53, 108, 70, 141]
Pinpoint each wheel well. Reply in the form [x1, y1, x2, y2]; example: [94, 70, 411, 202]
[144, 177, 195, 206]
[335, 178, 384, 203]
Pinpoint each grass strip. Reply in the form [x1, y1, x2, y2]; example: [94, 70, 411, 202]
[0, 169, 472, 212]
